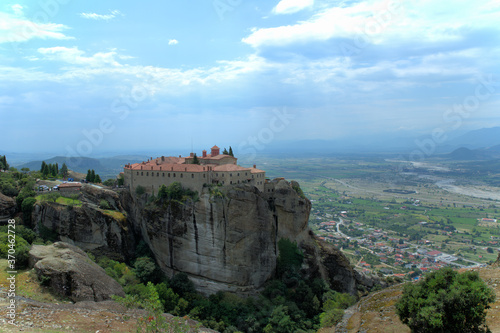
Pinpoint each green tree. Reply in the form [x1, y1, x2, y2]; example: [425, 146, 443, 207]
[222, 148, 229, 155]
[21, 197, 37, 225]
[396, 267, 495, 333]
[40, 161, 47, 173]
[103, 179, 115, 186]
[60, 163, 69, 178]
[114, 282, 192, 333]
[193, 153, 200, 165]
[94, 174, 102, 183]
[158, 184, 168, 199]
[276, 238, 304, 278]
[46, 192, 61, 203]
[228, 146, 234, 157]
[134, 256, 157, 284]
[0, 155, 8, 170]
[90, 169, 96, 182]
[263, 305, 298, 333]
[117, 174, 124, 186]
[135, 185, 146, 196]
[86, 169, 92, 182]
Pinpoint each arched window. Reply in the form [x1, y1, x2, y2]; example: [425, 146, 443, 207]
[173, 173, 176, 177]
[191, 174, 194, 178]
[146, 172, 149, 176]
[180, 174, 183, 178]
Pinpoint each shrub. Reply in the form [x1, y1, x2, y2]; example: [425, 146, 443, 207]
[396, 267, 495, 333]
[134, 256, 157, 284]
[99, 199, 111, 210]
[135, 185, 146, 196]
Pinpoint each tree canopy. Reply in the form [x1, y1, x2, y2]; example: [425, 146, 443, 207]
[396, 267, 495, 333]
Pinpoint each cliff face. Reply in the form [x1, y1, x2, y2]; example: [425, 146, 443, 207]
[124, 179, 364, 295]
[33, 180, 370, 296]
[33, 187, 135, 261]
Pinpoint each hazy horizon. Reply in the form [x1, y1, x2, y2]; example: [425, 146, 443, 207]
[2, 0, 500, 157]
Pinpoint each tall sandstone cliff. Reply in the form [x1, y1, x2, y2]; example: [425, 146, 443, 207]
[34, 179, 375, 295]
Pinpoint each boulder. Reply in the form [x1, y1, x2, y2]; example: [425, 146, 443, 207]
[29, 242, 125, 302]
[0, 192, 16, 222]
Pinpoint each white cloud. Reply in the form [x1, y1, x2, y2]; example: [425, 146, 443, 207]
[273, 0, 314, 15]
[168, 39, 178, 45]
[244, 0, 500, 49]
[0, 11, 72, 43]
[11, 4, 23, 16]
[79, 10, 122, 20]
[38, 47, 122, 67]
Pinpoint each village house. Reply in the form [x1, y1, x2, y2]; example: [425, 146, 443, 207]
[123, 145, 266, 194]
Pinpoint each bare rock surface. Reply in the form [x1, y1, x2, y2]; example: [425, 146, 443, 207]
[0, 192, 16, 221]
[29, 242, 125, 302]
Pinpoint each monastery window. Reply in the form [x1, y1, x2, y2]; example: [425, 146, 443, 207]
[222, 174, 224, 177]
[252, 175, 254, 178]
[191, 174, 194, 178]
[146, 172, 149, 176]
[168, 173, 170, 177]
[141, 172, 143, 176]
[222, 181, 225, 184]
[216, 173, 218, 177]
[230, 173, 232, 177]
[203, 174, 205, 178]
[245, 172, 247, 176]
[230, 181, 232, 184]
[237, 173, 240, 176]
[137, 172, 139, 175]
[173, 173, 176, 177]
[238, 180, 240, 184]
[163, 173, 165, 177]
[157, 173, 159, 177]
[180, 174, 183, 178]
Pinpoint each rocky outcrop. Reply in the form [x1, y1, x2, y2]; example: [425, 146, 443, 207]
[0, 192, 16, 222]
[124, 179, 369, 295]
[29, 242, 125, 302]
[33, 188, 135, 261]
[32, 179, 377, 296]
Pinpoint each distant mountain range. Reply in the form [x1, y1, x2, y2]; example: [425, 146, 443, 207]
[447, 145, 500, 161]
[17, 155, 146, 180]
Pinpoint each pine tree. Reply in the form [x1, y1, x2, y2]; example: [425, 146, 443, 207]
[55, 162, 59, 175]
[60, 163, 69, 179]
[223, 148, 229, 155]
[193, 153, 200, 165]
[229, 146, 234, 157]
[40, 161, 47, 173]
[50, 164, 57, 177]
[90, 169, 96, 182]
[42, 163, 49, 177]
[0, 155, 8, 170]
[94, 174, 102, 183]
[86, 170, 91, 182]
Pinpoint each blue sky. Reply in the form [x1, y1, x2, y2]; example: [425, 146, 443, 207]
[1, 0, 500, 157]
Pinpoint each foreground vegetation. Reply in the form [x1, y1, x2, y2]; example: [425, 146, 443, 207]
[396, 267, 495, 332]
[93, 238, 356, 332]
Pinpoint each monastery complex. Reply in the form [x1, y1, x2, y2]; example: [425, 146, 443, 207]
[123, 145, 266, 194]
